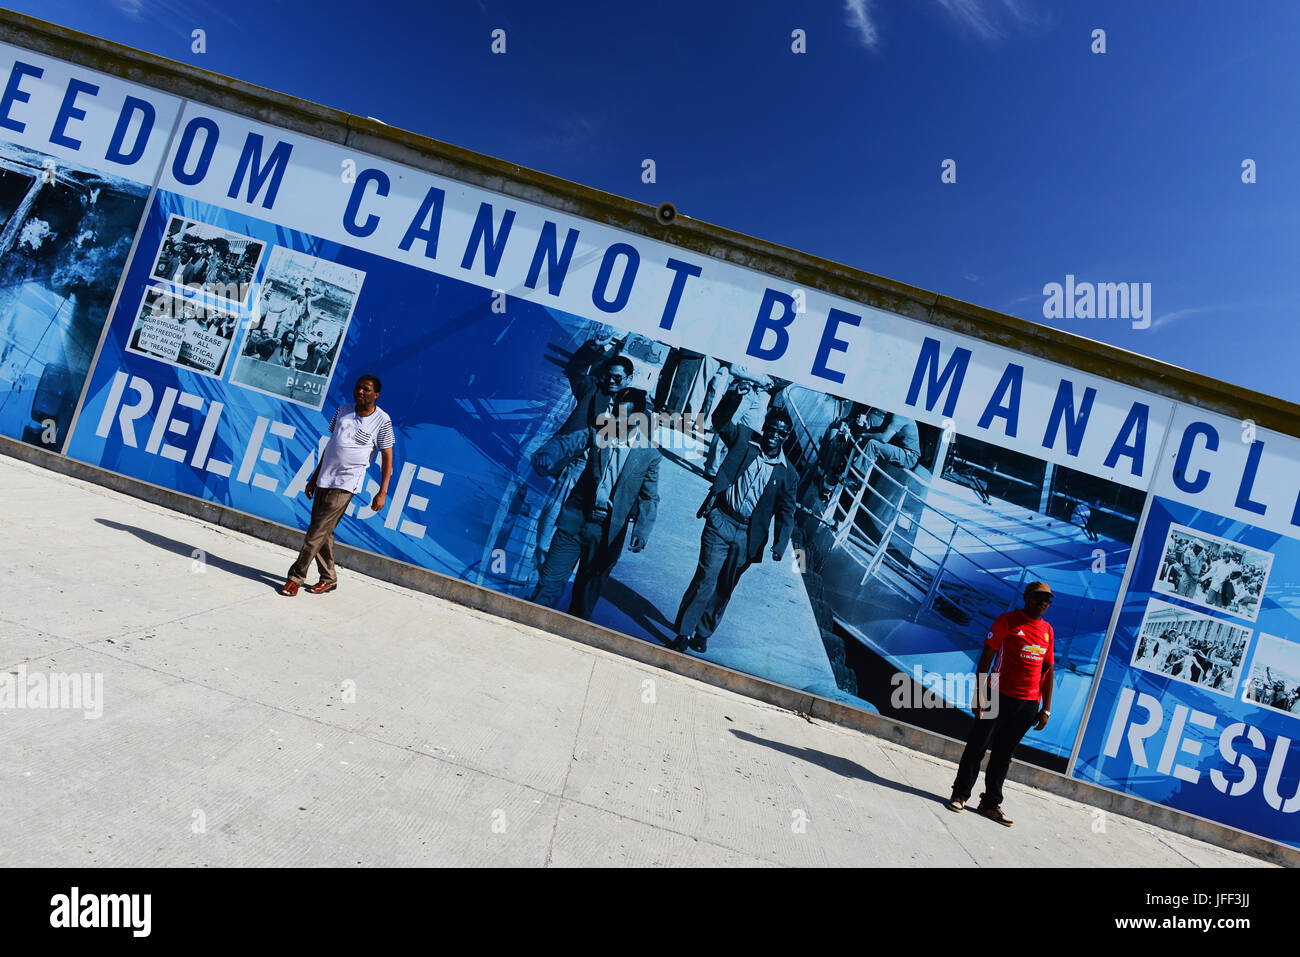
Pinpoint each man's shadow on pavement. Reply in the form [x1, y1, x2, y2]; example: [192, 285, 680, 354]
[657, 444, 711, 480]
[730, 729, 944, 805]
[599, 578, 678, 643]
[95, 519, 285, 591]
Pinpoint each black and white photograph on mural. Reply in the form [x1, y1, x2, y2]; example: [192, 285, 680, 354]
[1243, 633, 1300, 717]
[125, 286, 239, 378]
[497, 321, 1147, 768]
[0, 139, 152, 449]
[1153, 524, 1273, 622]
[228, 247, 364, 410]
[504, 323, 795, 642]
[149, 214, 265, 306]
[512, 329, 810, 683]
[1130, 598, 1251, 695]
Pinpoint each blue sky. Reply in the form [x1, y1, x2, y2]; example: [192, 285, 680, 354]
[19, 0, 1300, 402]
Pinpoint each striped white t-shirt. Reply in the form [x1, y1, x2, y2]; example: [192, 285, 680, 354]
[317, 404, 395, 494]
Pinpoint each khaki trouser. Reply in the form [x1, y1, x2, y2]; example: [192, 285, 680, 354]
[288, 487, 354, 584]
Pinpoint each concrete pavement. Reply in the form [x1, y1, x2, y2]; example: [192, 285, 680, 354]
[0, 453, 1272, 866]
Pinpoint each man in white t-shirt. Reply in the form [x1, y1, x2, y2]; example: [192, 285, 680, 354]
[281, 374, 394, 596]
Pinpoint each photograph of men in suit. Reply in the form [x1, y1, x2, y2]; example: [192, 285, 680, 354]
[560, 354, 633, 433]
[670, 406, 797, 654]
[533, 355, 638, 565]
[702, 364, 774, 477]
[530, 387, 660, 621]
[563, 324, 625, 399]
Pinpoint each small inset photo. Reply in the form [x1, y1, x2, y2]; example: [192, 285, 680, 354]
[229, 247, 365, 410]
[1130, 598, 1251, 696]
[150, 215, 266, 306]
[125, 286, 239, 378]
[1152, 523, 1272, 622]
[1243, 633, 1300, 718]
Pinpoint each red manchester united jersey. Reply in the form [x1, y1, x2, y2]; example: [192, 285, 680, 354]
[985, 610, 1054, 701]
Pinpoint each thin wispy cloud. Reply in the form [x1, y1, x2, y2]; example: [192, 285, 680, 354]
[112, 0, 246, 32]
[937, 0, 1044, 40]
[848, 0, 1042, 52]
[1150, 306, 1208, 331]
[843, 0, 881, 50]
[1150, 301, 1271, 332]
[938, 0, 1000, 40]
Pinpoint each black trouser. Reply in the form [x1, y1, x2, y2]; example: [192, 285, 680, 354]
[951, 694, 1040, 808]
[532, 517, 627, 621]
[673, 507, 752, 640]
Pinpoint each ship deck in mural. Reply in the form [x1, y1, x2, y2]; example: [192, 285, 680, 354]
[780, 387, 1143, 762]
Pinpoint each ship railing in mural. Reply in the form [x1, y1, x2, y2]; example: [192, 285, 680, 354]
[832, 463, 1103, 668]
[832, 459, 1021, 618]
[782, 395, 1106, 682]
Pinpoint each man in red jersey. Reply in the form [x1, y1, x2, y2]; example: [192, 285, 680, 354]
[946, 581, 1056, 826]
